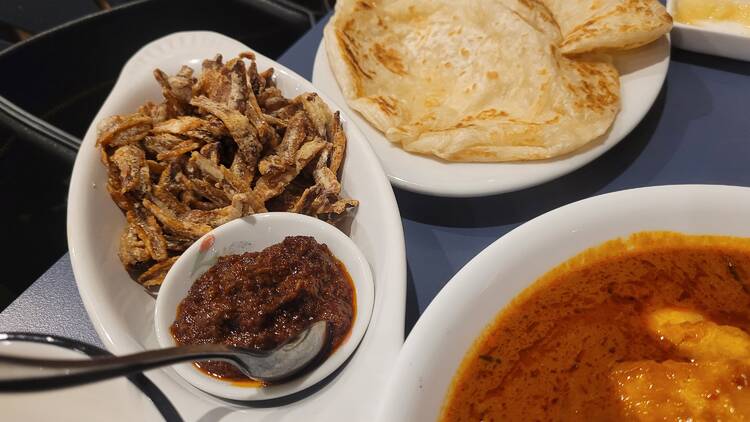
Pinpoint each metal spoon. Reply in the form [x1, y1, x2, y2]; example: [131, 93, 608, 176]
[0, 321, 328, 392]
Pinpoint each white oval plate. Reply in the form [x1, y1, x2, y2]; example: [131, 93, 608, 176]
[67, 31, 406, 421]
[377, 184, 750, 421]
[312, 36, 670, 197]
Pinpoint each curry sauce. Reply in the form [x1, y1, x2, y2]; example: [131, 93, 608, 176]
[440, 232, 750, 421]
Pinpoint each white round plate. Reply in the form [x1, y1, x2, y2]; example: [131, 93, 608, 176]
[67, 31, 406, 421]
[154, 213, 375, 400]
[312, 36, 671, 197]
[377, 184, 750, 421]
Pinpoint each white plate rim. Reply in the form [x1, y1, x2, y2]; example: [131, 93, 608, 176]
[377, 183, 750, 420]
[66, 30, 407, 420]
[312, 33, 671, 197]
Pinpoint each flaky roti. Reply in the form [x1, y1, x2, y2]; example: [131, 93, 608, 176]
[542, 0, 672, 54]
[325, 0, 620, 162]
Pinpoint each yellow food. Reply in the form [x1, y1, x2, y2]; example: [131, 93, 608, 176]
[612, 308, 750, 421]
[648, 307, 750, 360]
[675, 0, 750, 29]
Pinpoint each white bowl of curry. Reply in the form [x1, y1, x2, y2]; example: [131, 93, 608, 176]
[379, 184, 750, 421]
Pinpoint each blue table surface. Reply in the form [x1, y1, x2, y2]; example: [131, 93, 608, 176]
[1, 16, 748, 346]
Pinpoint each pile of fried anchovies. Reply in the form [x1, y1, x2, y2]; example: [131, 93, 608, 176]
[96, 52, 357, 291]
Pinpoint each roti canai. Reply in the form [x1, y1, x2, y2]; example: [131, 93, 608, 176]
[542, 0, 673, 54]
[324, 0, 670, 162]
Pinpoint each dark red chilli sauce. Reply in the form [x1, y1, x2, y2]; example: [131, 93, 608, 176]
[171, 236, 356, 382]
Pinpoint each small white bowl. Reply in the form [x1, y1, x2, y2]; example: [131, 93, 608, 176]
[154, 212, 374, 401]
[667, 0, 750, 62]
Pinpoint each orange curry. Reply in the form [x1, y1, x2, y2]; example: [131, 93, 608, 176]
[440, 232, 750, 421]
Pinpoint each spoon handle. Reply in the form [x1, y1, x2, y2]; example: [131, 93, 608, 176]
[0, 344, 242, 392]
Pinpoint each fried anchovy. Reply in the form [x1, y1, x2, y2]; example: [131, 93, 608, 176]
[190, 95, 263, 172]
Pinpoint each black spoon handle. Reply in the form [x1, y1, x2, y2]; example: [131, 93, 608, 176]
[0, 320, 328, 392]
[0, 344, 244, 392]
[0, 95, 81, 154]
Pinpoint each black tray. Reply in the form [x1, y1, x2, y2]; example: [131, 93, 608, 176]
[0, 0, 312, 308]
